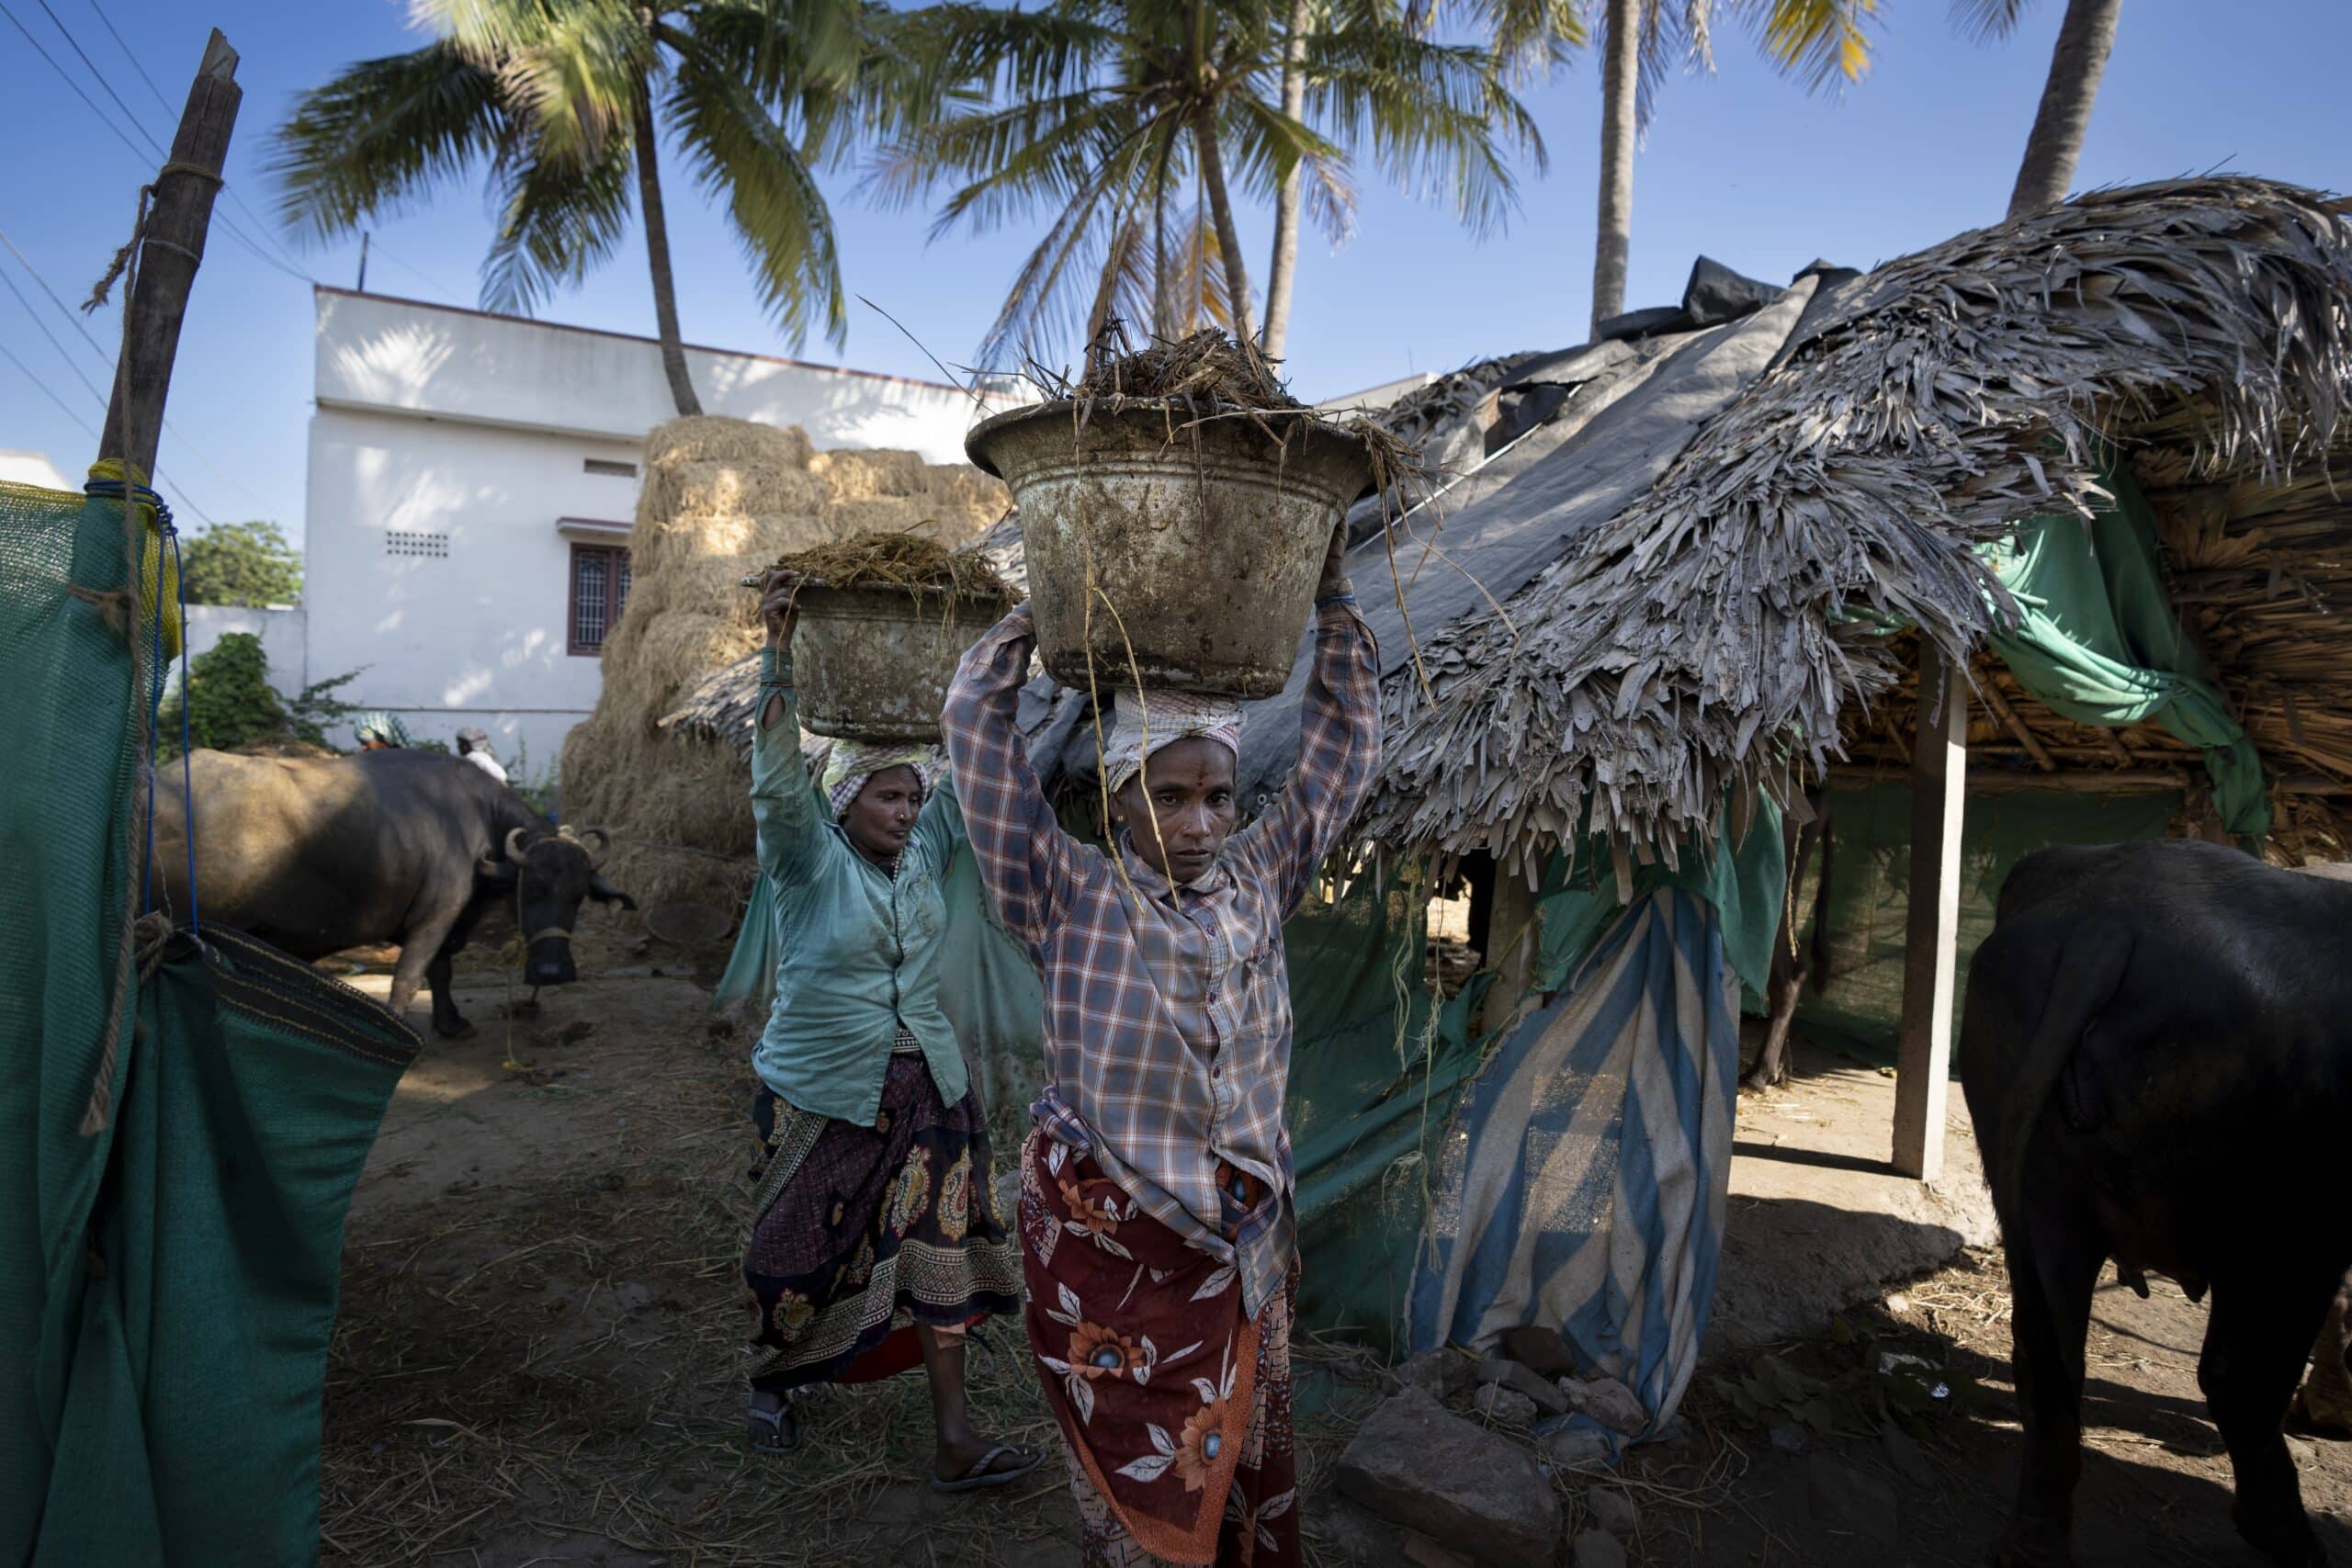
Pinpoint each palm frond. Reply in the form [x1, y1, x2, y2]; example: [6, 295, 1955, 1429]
[1749, 0, 1880, 94]
[479, 119, 634, 315]
[268, 41, 506, 243]
[667, 47, 851, 346]
[1949, 0, 2034, 41]
[423, 0, 650, 163]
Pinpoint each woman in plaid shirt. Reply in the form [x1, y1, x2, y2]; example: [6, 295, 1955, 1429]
[942, 525, 1379, 1566]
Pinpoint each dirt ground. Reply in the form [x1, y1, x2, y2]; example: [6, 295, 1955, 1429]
[321, 953, 2352, 1566]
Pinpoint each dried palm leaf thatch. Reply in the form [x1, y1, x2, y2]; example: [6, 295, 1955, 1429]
[1361, 178, 2352, 880]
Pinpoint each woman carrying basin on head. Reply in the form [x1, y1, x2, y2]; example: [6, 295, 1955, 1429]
[737, 569, 1037, 1493]
[941, 524, 1379, 1567]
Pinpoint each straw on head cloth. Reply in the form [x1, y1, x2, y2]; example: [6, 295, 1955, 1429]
[822, 738, 933, 819]
[1103, 687, 1244, 794]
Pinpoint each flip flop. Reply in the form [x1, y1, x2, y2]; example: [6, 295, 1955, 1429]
[930, 1443, 1043, 1494]
[746, 1396, 798, 1454]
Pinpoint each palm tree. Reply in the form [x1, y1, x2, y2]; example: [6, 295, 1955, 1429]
[272, 0, 913, 417]
[1258, 0, 1584, 359]
[882, 0, 1543, 367]
[1585, 0, 1881, 336]
[1957, 0, 2124, 218]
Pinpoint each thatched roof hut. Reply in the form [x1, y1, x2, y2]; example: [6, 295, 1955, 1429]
[1363, 177, 2352, 881]
[666, 178, 2352, 893]
[647, 181, 2352, 1359]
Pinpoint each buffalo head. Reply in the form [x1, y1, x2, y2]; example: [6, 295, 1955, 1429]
[477, 824, 637, 987]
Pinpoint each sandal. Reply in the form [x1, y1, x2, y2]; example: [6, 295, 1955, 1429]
[746, 1393, 798, 1453]
[931, 1443, 1043, 1494]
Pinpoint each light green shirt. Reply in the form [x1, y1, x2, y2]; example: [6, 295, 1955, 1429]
[748, 647, 968, 1126]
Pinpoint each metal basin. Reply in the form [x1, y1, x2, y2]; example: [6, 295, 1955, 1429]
[965, 400, 1373, 697]
[790, 582, 1013, 742]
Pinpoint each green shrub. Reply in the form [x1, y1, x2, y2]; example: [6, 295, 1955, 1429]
[157, 635, 364, 756]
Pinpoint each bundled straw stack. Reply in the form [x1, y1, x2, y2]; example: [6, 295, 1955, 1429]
[560, 417, 1005, 911]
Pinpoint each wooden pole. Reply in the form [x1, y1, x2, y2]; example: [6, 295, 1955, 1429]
[97, 29, 241, 483]
[1475, 863, 1542, 1039]
[1893, 643, 1967, 1180]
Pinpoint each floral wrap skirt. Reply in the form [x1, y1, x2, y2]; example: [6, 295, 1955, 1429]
[1020, 1131, 1299, 1568]
[743, 1047, 1022, 1393]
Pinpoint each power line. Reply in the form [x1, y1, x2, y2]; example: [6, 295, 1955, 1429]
[0, 337, 99, 440]
[0, 229, 111, 359]
[0, 227, 267, 519]
[4, 0, 319, 288]
[33, 0, 164, 158]
[57, 0, 324, 284]
[368, 238, 468, 304]
[81, 0, 171, 118]
[0, 265, 108, 409]
[0, 331, 219, 526]
[0, 0, 154, 166]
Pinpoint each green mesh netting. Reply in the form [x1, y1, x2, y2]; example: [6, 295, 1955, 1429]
[1, 480, 418, 1562]
[1, 480, 144, 1554]
[1792, 783, 2181, 1061]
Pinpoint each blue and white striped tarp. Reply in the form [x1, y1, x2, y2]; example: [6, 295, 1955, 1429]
[1408, 886, 1741, 1446]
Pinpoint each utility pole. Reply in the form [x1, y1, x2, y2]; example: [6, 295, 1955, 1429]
[357, 231, 369, 293]
[97, 28, 241, 485]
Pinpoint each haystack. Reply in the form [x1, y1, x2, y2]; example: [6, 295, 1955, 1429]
[560, 417, 1007, 913]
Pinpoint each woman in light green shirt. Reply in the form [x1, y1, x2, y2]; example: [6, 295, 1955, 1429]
[739, 571, 1034, 1491]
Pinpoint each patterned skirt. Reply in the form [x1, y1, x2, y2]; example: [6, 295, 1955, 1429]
[743, 1045, 1022, 1393]
[1020, 1132, 1299, 1568]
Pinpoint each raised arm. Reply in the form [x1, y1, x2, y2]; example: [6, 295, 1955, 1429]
[940, 603, 1085, 948]
[910, 767, 967, 870]
[1232, 528, 1383, 917]
[749, 572, 825, 882]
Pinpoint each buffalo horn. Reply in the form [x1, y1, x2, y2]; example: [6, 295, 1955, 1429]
[504, 827, 531, 863]
[573, 826, 613, 867]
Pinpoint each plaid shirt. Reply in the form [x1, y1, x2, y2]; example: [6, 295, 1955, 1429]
[942, 597, 1380, 1315]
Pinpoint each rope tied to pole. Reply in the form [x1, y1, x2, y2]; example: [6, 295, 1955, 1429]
[82, 161, 222, 312]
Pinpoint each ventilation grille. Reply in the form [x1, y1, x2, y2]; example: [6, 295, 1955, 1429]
[385, 530, 449, 558]
[584, 458, 638, 478]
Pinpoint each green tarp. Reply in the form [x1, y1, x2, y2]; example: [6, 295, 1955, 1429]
[720, 784, 1787, 1345]
[1792, 784, 2182, 1061]
[2, 481, 417, 1564]
[1986, 464, 2268, 837]
[1792, 463, 2267, 1058]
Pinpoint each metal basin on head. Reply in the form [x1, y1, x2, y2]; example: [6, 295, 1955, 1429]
[790, 581, 1014, 742]
[965, 400, 1374, 698]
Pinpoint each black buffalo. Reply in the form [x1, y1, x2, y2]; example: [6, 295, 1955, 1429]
[1961, 839, 2351, 1566]
[152, 749, 636, 1037]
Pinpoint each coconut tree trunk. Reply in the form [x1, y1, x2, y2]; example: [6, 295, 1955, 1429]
[1260, 0, 1312, 360]
[2007, 0, 2122, 218]
[1194, 114, 1255, 345]
[1153, 135, 1181, 338]
[1589, 0, 1641, 337]
[631, 85, 703, 417]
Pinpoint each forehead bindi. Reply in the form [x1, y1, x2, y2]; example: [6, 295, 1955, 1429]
[1141, 739, 1235, 794]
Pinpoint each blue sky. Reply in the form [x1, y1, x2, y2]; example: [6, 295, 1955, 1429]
[0, 0, 2345, 541]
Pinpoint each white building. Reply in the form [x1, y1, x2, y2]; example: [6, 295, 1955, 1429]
[0, 449, 70, 491]
[304, 288, 1012, 778]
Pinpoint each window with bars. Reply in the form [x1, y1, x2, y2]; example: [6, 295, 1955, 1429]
[568, 543, 632, 655]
